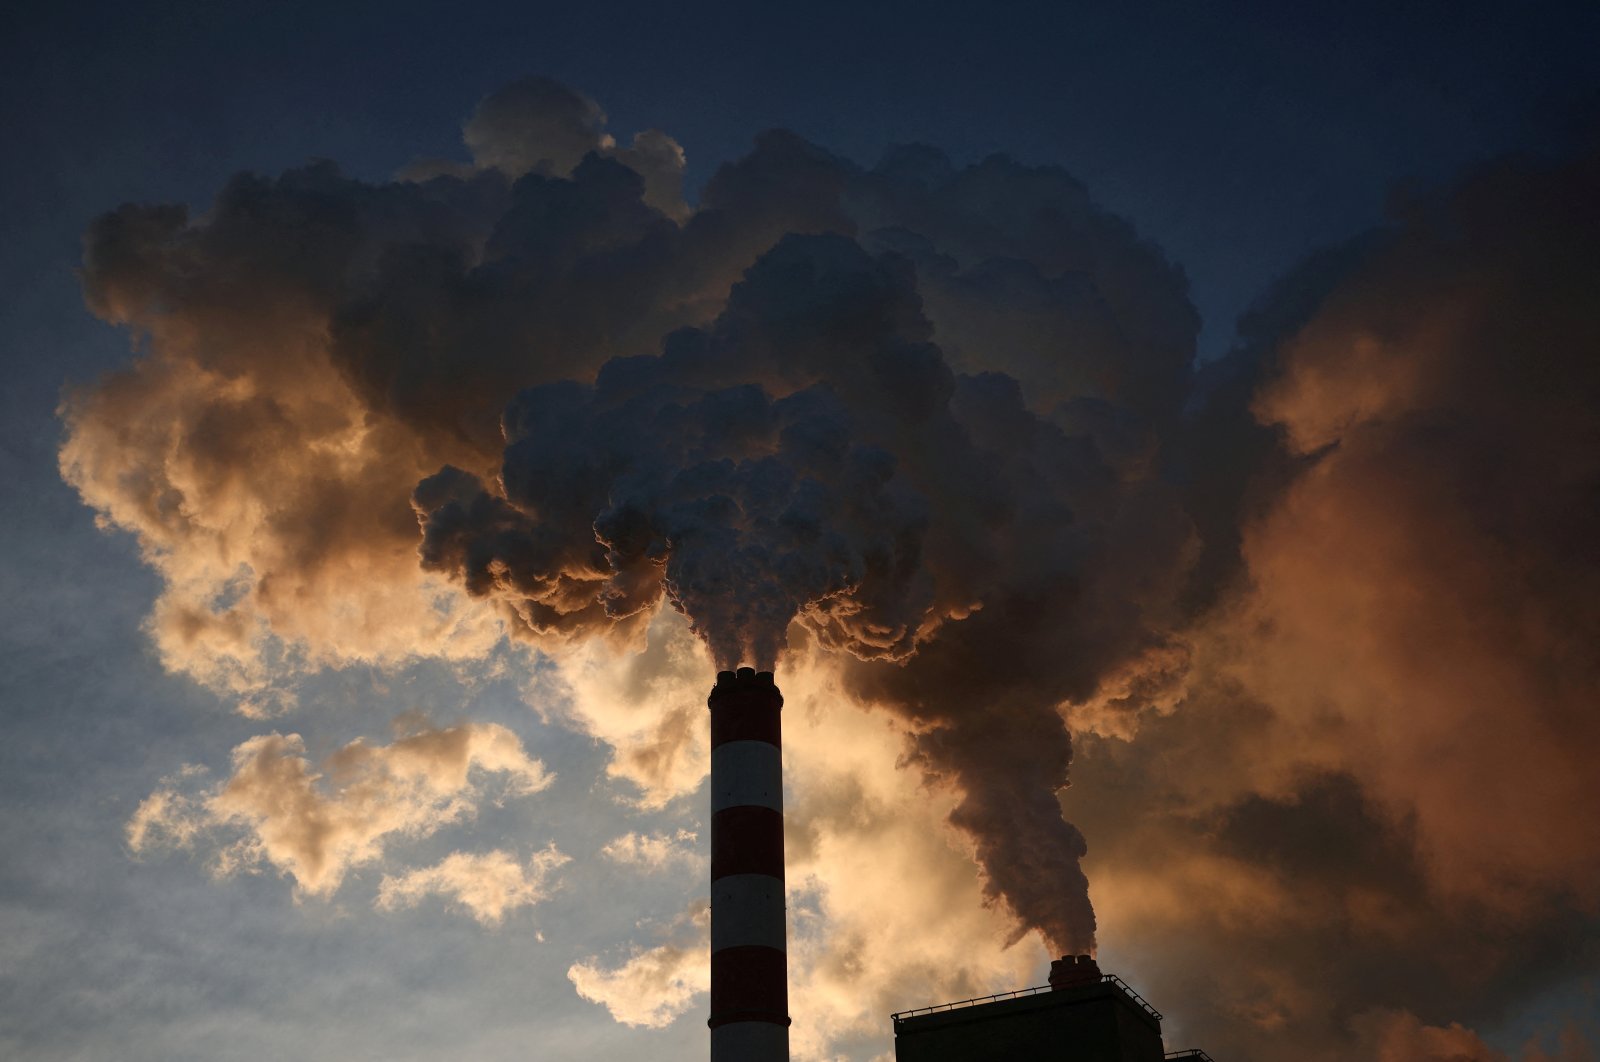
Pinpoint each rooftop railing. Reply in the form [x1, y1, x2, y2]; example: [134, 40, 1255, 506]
[1165, 1051, 1216, 1061]
[891, 974, 1164, 1025]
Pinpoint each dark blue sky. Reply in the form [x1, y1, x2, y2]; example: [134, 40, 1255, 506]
[6, 0, 1597, 374]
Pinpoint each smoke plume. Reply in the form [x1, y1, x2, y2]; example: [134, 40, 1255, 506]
[406, 198, 1195, 954]
[65, 75, 1197, 957]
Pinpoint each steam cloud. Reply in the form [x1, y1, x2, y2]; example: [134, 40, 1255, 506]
[401, 159, 1197, 954]
[63, 75, 1600, 1057]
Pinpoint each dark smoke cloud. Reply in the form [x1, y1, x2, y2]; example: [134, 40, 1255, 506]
[381, 80, 1199, 959]
[414, 224, 1197, 952]
[66, 76, 1198, 958]
[1063, 145, 1600, 1057]
[414, 236, 942, 671]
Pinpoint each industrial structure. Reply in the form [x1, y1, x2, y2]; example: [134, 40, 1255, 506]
[891, 955, 1215, 1061]
[707, 668, 789, 1061]
[702, 667, 1214, 1062]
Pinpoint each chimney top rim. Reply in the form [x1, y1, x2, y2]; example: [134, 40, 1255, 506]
[714, 669, 777, 687]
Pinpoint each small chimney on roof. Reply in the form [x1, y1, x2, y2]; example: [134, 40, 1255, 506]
[1048, 954, 1102, 991]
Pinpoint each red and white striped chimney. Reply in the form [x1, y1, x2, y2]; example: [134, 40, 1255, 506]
[707, 667, 789, 1062]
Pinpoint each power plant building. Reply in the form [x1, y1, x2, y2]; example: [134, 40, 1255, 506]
[891, 955, 1216, 1062]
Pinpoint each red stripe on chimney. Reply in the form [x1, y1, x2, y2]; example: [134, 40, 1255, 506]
[710, 805, 785, 880]
[710, 700, 782, 748]
[709, 945, 790, 1028]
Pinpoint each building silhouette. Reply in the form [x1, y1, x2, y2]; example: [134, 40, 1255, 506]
[891, 955, 1214, 1062]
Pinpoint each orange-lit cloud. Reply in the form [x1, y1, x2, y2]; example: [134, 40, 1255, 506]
[568, 903, 713, 1028]
[376, 845, 570, 925]
[1361, 1010, 1507, 1062]
[560, 620, 1045, 1052]
[129, 720, 552, 898]
[1058, 149, 1600, 1059]
[1355, 1009, 1598, 1062]
[601, 830, 702, 873]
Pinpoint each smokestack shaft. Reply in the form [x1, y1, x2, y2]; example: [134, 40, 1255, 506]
[707, 667, 789, 1062]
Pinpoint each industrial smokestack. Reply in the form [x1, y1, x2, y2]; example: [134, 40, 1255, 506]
[707, 667, 790, 1062]
[1048, 954, 1102, 990]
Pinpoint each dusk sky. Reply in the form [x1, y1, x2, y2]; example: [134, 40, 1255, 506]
[4, 3, 1599, 1060]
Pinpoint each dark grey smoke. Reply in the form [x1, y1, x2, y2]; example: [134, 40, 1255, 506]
[415, 222, 1198, 953]
[74, 76, 1202, 956]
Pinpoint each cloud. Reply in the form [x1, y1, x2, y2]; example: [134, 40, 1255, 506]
[1056, 147, 1600, 1059]
[568, 904, 712, 1029]
[129, 720, 552, 897]
[456, 76, 688, 221]
[527, 604, 715, 807]
[779, 646, 1045, 1055]
[568, 942, 710, 1028]
[563, 629, 1050, 1053]
[375, 845, 570, 925]
[600, 829, 700, 872]
[1208, 148, 1600, 908]
[1523, 1023, 1600, 1062]
[56, 230, 507, 714]
[1354, 1009, 1598, 1062]
[1359, 1010, 1507, 1062]
[125, 766, 211, 852]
